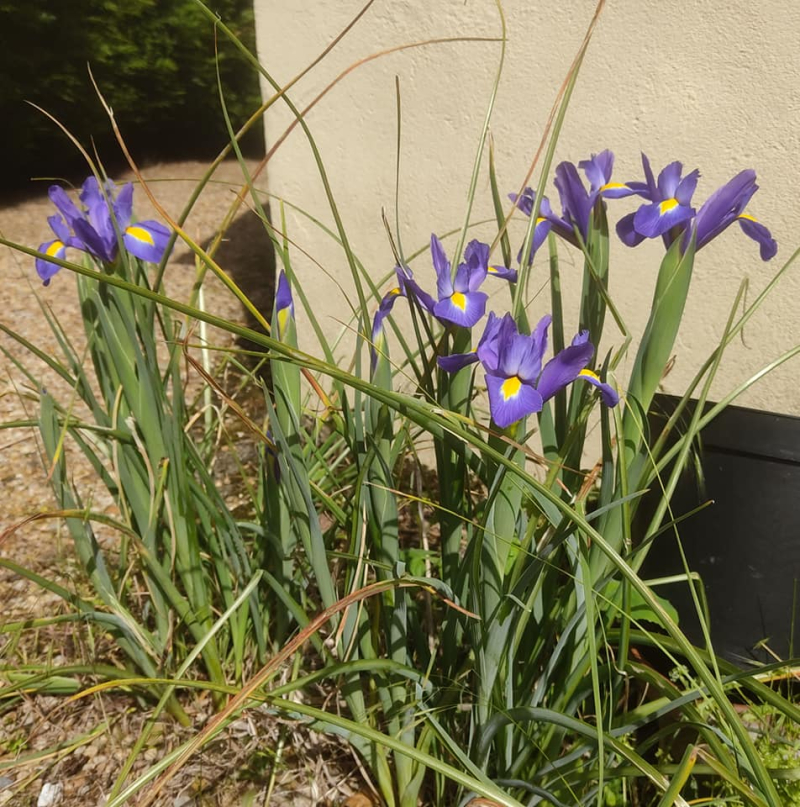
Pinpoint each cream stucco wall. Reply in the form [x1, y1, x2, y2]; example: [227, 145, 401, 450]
[254, 0, 800, 415]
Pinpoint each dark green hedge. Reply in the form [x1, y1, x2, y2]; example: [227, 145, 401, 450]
[1, 0, 263, 189]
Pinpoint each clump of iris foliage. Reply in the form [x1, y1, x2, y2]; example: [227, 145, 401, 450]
[1, 3, 799, 807]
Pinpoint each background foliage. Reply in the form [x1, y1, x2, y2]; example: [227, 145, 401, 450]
[0, 0, 263, 189]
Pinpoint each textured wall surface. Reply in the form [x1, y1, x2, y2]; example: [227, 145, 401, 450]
[254, 0, 800, 414]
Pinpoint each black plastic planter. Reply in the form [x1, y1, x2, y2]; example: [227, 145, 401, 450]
[640, 394, 800, 665]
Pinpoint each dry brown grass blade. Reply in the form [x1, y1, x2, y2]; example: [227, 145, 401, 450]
[137, 578, 477, 806]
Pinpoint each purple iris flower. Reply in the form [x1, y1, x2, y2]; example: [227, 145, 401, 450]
[36, 176, 172, 285]
[693, 169, 777, 260]
[511, 150, 635, 263]
[509, 189, 573, 262]
[438, 312, 619, 428]
[370, 283, 404, 371]
[35, 213, 82, 286]
[275, 270, 294, 340]
[402, 236, 516, 329]
[616, 155, 776, 260]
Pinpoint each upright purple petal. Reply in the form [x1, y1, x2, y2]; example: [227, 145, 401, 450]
[431, 235, 452, 299]
[579, 150, 615, 190]
[463, 240, 490, 290]
[48, 186, 83, 226]
[114, 183, 134, 230]
[675, 169, 700, 206]
[476, 311, 507, 372]
[554, 161, 592, 238]
[657, 161, 684, 199]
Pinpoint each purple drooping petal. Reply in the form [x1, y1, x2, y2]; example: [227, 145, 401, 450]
[616, 211, 647, 247]
[535, 338, 594, 402]
[437, 350, 480, 373]
[737, 214, 778, 261]
[694, 170, 757, 249]
[401, 274, 436, 315]
[35, 239, 66, 286]
[509, 188, 535, 217]
[633, 199, 695, 238]
[486, 372, 544, 428]
[578, 369, 620, 407]
[433, 290, 488, 328]
[123, 220, 171, 263]
[486, 264, 518, 282]
[370, 285, 404, 369]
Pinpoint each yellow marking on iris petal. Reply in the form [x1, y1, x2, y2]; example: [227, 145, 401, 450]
[451, 291, 467, 311]
[659, 198, 679, 215]
[125, 225, 155, 246]
[46, 240, 65, 256]
[389, 286, 401, 295]
[488, 266, 498, 273]
[535, 216, 547, 225]
[738, 213, 758, 222]
[579, 368, 600, 382]
[600, 182, 625, 191]
[500, 376, 522, 400]
[277, 307, 290, 336]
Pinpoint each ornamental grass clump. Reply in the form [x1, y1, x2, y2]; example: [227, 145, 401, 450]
[1, 2, 799, 806]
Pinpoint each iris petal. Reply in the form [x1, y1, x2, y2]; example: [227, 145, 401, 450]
[123, 220, 170, 263]
[578, 368, 620, 407]
[738, 215, 777, 261]
[486, 373, 544, 427]
[433, 291, 487, 328]
[535, 339, 594, 402]
[35, 239, 66, 286]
